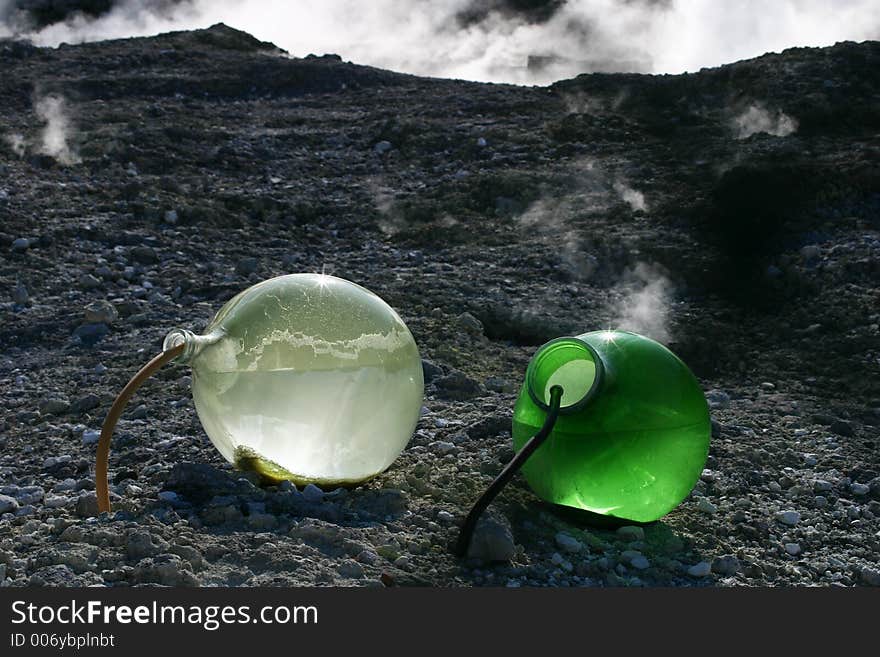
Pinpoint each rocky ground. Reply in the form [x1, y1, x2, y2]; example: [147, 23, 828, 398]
[0, 24, 879, 587]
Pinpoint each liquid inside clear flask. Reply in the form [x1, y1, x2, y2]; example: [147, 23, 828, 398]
[165, 273, 424, 486]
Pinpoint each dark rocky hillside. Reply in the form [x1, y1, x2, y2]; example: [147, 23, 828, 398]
[0, 24, 878, 587]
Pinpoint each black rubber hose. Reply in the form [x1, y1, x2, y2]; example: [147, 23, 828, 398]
[455, 385, 564, 557]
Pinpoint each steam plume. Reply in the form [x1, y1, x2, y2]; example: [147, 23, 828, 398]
[1, 1, 878, 84]
[612, 262, 672, 343]
[613, 181, 647, 212]
[733, 104, 798, 139]
[35, 94, 80, 164]
[3, 132, 26, 157]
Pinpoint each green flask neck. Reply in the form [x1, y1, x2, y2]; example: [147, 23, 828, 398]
[525, 336, 605, 415]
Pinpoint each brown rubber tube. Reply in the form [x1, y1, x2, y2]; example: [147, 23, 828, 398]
[95, 342, 185, 513]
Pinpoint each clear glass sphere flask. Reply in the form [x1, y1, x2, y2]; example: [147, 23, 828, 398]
[165, 273, 424, 486]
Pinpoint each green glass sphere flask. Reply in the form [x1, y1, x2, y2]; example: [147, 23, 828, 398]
[512, 330, 710, 523]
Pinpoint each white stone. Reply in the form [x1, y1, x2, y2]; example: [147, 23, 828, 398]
[82, 429, 100, 445]
[776, 510, 801, 526]
[687, 561, 711, 577]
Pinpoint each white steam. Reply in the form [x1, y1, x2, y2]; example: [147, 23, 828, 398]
[1, 1, 878, 84]
[612, 263, 672, 343]
[2, 94, 80, 164]
[733, 104, 798, 139]
[35, 94, 80, 164]
[4, 132, 26, 157]
[371, 181, 403, 236]
[613, 181, 648, 212]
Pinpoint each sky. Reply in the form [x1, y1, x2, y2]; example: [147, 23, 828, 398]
[1, 0, 878, 84]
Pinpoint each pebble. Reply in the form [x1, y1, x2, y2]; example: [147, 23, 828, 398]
[126, 531, 167, 560]
[550, 552, 573, 572]
[0, 494, 19, 514]
[813, 480, 833, 493]
[830, 420, 854, 436]
[373, 140, 392, 155]
[130, 245, 158, 264]
[44, 495, 71, 508]
[705, 390, 730, 409]
[39, 398, 70, 415]
[78, 273, 102, 289]
[555, 532, 583, 554]
[82, 429, 100, 445]
[466, 517, 516, 563]
[338, 560, 365, 579]
[53, 478, 78, 492]
[800, 245, 820, 261]
[421, 359, 443, 383]
[456, 312, 484, 335]
[687, 561, 712, 577]
[75, 492, 99, 518]
[430, 441, 456, 455]
[616, 525, 645, 542]
[235, 257, 259, 276]
[776, 510, 801, 526]
[476, 137, 487, 147]
[71, 394, 100, 414]
[247, 513, 278, 531]
[5, 486, 44, 505]
[11, 237, 30, 252]
[851, 483, 870, 496]
[861, 568, 880, 586]
[84, 300, 118, 324]
[356, 550, 378, 565]
[434, 371, 483, 401]
[630, 555, 650, 570]
[485, 376, 516, 393]
[437, 510, 455, 523]
[42, 455, 72, 470]
[697, 498, 718, 514]
[784, 543, 801, 556]
[164, 209, 179, 224]
[129, 404, 148, 419]
[73, 322, 110, 345]
[12, 281, 28, 305]
[302, 484, 324, 503]
[711, 555, 740, 575]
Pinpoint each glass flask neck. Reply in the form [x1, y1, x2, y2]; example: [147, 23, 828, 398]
[526, 337, 605, 415]
[163, 328, 223, 364]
